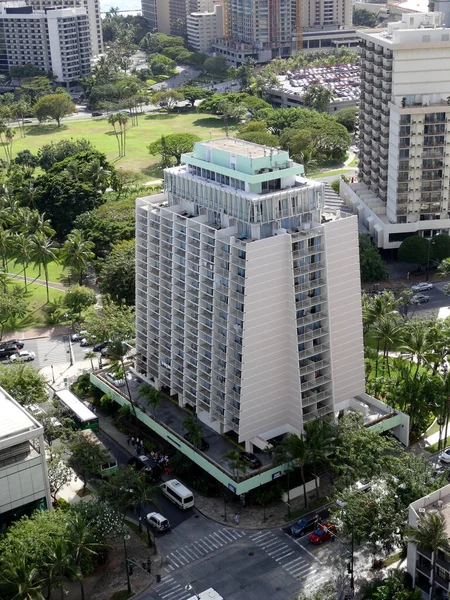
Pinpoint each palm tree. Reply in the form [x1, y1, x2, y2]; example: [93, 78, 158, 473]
[138, 383, 161, 417]
[406, 512, 450, 599]
[108, 339, 135, 413]
[0, 225, 12, 271]
[83, 159, 111, 192]
[182, 416, 204, 449]
[438, 257, 450, 278]
[0, 555, 45, 600]
[61, 230, 94, 286]
[372, 314, 403, 376]
[128, 475, 158, 521]
[67, 514, 103, 600]
[304, 419, 335, 498]
[29, 233, 58, 302]
[276, 433, 312, 509]
[43, 537, 81, 600]
[108, 113, 121, 156]
[14, 233, 32, 291]
[84, 350, 97, 372]
[23, 210, 55, 238]
[400, 320, 434, 378]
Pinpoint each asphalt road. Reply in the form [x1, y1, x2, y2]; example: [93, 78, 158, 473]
[0, 336, 91, 370]
[409, 280, 449, 316]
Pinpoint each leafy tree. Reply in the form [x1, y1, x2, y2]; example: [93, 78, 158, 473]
[335, 107, 358, 132]
[222, 450, 246, 479]
[0, 362, 47, 405]
[406, 512, 450, 599]
[275, 433, 312, 508]
[138, 383, 161, 417]
[71, 499, 125, 541]
[34, 174, 102, 238]
[34, 93, 75, 127]
[43, 536, 81, 600]
[98, 239, 135, 305]
[178, 85, 211, 107]
[47, 458, 72, 504]
[19, 76, 52, 102]
[353, 7, 377, 27]
[148, 53, 176, 75]
[61, 230, 95, 286]
[203, 55, 228, 79]
[304, 419, 335, 498]
[87, 83, 120, 110]
[148, 133, 201, 166]
[66, 430, 110, 491]
[431, 233, 450, 261]
[182, 416, 204, 449]
[64, 285, 97, 323]
[0, 285, 28, 339]
[238, 131, 280, 146]
[151, 89, 184, 110]
[398, 235, 430, 265]
[82, 298, 135, 344]
[37, 138, 94, 172]
[302, 84, 335, 112]
[362, 570, 422, 600]
[359, 233, 389, 283]
[14, 150, 39, 172]
[67, 513, 103, 600]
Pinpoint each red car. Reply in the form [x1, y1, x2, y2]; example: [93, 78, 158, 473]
[309, 522, 336, 545]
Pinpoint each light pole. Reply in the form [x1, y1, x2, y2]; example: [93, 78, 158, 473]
[426, 238, 435, 281]
[123, 534, 132, 595]
[51, 364, 55, 384]
[185, 583, 200, 599]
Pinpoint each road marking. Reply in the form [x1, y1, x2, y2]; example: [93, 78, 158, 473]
[296, 542, 323, 565]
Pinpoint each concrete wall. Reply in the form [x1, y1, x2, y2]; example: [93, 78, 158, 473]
[324, 216, 366, 406]
[281, 477, 319, 503]
[239, 233, 303, 442]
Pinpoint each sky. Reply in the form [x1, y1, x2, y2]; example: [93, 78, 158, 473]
[100, 0, 141, 15]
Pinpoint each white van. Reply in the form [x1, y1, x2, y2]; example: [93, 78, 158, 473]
[160, 479, 194, 510]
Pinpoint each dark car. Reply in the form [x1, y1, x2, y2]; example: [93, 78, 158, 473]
[0, 339, 24, 349]
[290, 513, 322, 537]
[128, 455, 161, 482]
[91, 111, 103, 117]
[240, 451, 262, 469]
[0, 345, 19, 358]
[93, 341, 109, 352]
[184, 432, 210, 451]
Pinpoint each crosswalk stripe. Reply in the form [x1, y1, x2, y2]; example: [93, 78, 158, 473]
[289, 564, 312, 576]
[251, 531, 270, 541]
[168, 554, 182, 568]
[220, 529, 236, 541]
[160, 585, 186, 599]
[193, 542, 207, 556]
[210, 533, 224, 546]
[273, 549, 295, 560]
[283, 556, 305, 568]
[262, 539, 282, 550]
[202, 537, 217, 551]
[268, 546, 290, 557]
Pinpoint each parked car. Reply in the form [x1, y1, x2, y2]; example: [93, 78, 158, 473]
[146, 512, 170, 532]
[93, 341, 109, 352]
[309, 523, 336, 545]
[91, 111, 103, 117]
[411, 282, 433, 292]
[290, 513, 322, 537]
[440, 448, 450, 463]
[10, 350, 36, 362]
[431, 465, 448, 482]
[184, 432, 210, 451]
[0, 339, 24, 349]
[0, 345, 18, 359]
[80, 338, 91, 347]
[411, 294, 430, 304]
[239, 451, 262, 469]
[71, 330, 88, 342]
[105, 372, 124, 387]
[128, 455, 161, 481]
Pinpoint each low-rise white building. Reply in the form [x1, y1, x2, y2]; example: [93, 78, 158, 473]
[0, 387, 51, 525]
[187, 4, 224, 54]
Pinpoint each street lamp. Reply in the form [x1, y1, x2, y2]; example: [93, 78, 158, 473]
[123, 534, 132, 595]
[185, 583, 200, 599]
[426, 238, 436, 282]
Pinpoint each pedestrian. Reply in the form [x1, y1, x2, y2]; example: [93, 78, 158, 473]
[131, 436, 135, 446]
[126, 435, 131, 446]
[234, 513, 240, 525]
[146, 556, 152, 573]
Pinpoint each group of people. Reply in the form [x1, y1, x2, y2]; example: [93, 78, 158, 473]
[151, 450, 172, 475]
[127, 436, 145, 454]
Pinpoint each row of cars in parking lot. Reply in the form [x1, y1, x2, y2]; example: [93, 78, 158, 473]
[0, 339, 35, 363]
[289, 509, 337, 545]
[410, 281, 434, 304]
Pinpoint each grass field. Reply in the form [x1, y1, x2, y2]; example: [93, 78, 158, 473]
[7, 112, 227, 176]
[7, 257, 66, 284]
[5, 279, 65, 333]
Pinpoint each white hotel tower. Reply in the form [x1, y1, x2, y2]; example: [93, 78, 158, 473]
[135, 139, 365, 449]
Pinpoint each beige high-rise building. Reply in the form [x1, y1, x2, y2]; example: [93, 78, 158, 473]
[142, 0, 217, 37]
[187, 4, 224, 53]
[302, 0, 352, 28]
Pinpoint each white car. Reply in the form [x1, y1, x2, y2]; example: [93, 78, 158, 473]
[411, 294, 430, 304]
[411, 282, 433, 292]
[105, 372, 124, 387]
[146, 512, 170, 532]
[10, 350, 36, 362]
[440, 448, 450, 463]
[71, 330, 88, 342]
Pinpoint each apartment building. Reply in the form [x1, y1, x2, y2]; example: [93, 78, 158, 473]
[28, 0, 102, 56]
[135, 138, 365, 450]
[187, 4, 223, 53]
[0, 387, 51, 525]
[0, 4, 91, 84]
[341, 12, 450, 249]
[302, 0, 352, 28]
[141, 0, 217, 37]
[407, 482, 450, 598]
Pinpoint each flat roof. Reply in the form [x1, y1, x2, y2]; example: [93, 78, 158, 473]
[201, 138, 283, 159]
[54, 389, 97, 422]
[0, 387, 39, 440]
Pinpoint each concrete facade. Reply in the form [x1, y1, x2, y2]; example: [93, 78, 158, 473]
[0, 4, 91, 83]
[0, 387, 51, 524]
[302, 0, 352, 28]
[135, 139, 366, 450]
[342, 12, 450, 249]
[187, 4, 224, 53]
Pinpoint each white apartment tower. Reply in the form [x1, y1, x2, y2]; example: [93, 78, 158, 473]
[302, 0, 352, 28]
[341, 12, 450, 249]
[135, 139, 365, 448]
[187, 4, 224, 53]
[28, 0, 103, 56]
[0, 5, 91, 83]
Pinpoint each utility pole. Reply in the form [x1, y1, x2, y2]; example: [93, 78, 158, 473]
[123, 534, 132, 595]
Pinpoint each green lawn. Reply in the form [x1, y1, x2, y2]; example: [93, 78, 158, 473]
[310, 168, 352, 179]
[7, 112, 227, 175]
[4, 279, 65, 333]
[7, 256, 66, 284]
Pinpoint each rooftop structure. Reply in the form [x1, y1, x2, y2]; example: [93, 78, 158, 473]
[268, 62, 360, 111]
[341, 12, 450, 249]
[0, 387, 51, 524]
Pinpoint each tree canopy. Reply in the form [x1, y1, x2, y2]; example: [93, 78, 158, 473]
[359, 233, 389, 283]
[0, 362, 48, 405]
[34, 93, 76, 126]
[398, 235, 430, 265]
[148, 133, 201, 167]
[99, 239, 135, 305]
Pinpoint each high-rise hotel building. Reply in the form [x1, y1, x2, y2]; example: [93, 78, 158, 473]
[341, 12, 450, 249]
[136, 139, 365, 449]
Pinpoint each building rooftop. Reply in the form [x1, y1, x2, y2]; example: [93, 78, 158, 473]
[201, 138, 284, 159]
[410, 483, 450, 538]
[0, 387, 40, 441]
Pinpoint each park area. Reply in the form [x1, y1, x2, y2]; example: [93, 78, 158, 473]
[9, 111, 226, 177]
